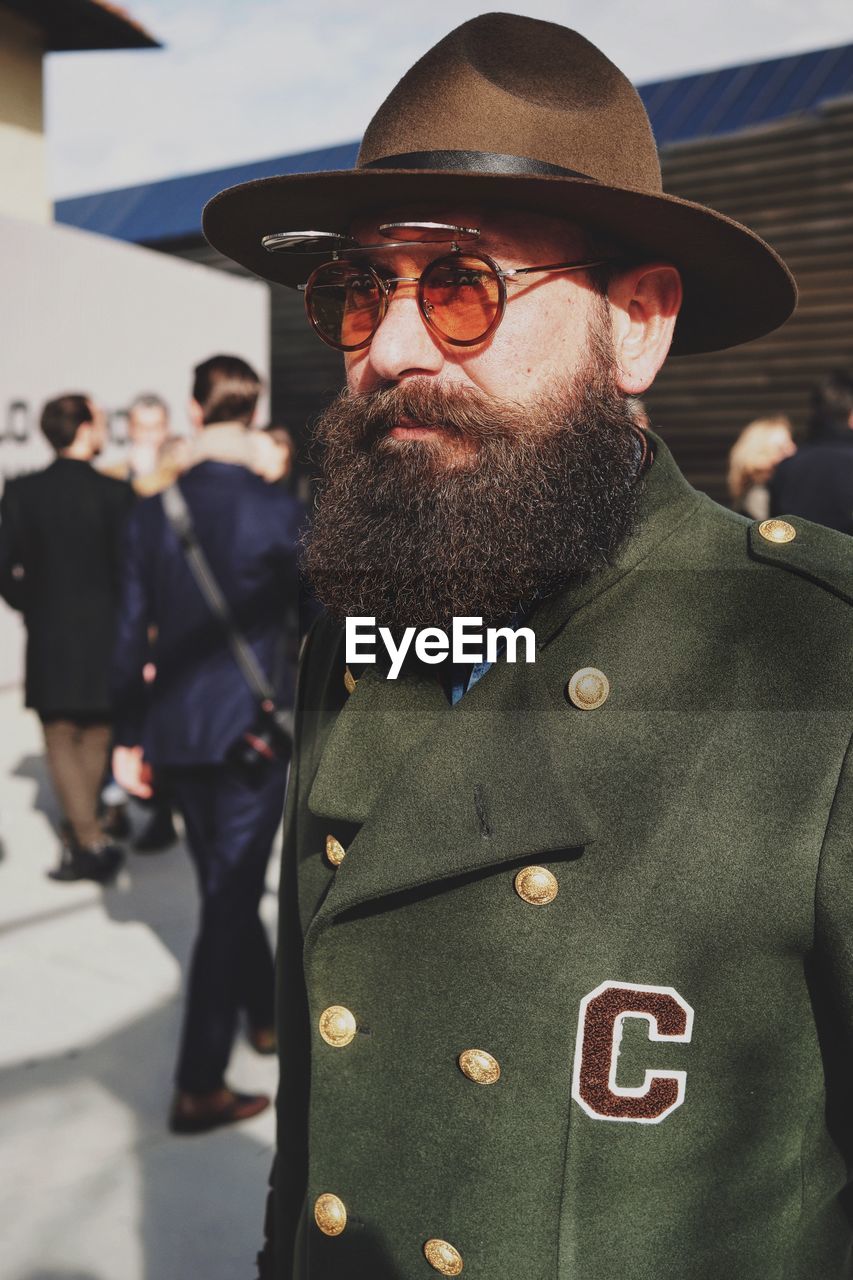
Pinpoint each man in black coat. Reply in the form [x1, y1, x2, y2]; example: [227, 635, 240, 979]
[112, 354, 305, 1134]
[770, 370, 853, 534]
[0, 394, 134, 882]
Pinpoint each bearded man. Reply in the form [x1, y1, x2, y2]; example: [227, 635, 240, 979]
[204, 15, 852, 1280]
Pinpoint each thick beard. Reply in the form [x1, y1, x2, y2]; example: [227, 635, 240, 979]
[303, 311, 644, 632]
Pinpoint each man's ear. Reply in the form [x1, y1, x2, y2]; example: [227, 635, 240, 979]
[76, 421, 95, 451]
[607, 263, 682, 395]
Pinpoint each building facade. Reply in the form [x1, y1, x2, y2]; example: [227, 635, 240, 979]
[0, 0, 157, 224]
[56, 43, 853, 504]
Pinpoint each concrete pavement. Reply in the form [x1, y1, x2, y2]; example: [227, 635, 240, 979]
[0, 687, 280, 1280]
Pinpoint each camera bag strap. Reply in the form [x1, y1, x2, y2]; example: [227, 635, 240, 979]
[161, 481, 279, 711]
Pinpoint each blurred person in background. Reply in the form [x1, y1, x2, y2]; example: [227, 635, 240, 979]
[252, 426, 322, 641]
[728, 415, 796, 520]
[253, 424, 294, 486]
[156, 434, 193, 485]
[0, 394, 134, 882]
[112, 354, 304, 1134]
[103, 393, 172, 496]
[770, 370, 853, 534]
[104, 393, 184, 852]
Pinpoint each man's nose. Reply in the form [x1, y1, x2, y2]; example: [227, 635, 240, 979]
[365, 283, 445, 383]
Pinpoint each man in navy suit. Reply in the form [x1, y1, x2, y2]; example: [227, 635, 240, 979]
[112, 354, 305, 1133]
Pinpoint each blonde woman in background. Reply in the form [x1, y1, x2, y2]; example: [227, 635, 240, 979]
[728, 416, 797, 520]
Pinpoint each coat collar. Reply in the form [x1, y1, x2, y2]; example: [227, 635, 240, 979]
[528, 430, 702, 646]
[306, 432, 702, 927]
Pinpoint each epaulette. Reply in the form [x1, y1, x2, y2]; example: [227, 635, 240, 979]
[747, 517, 853, 606]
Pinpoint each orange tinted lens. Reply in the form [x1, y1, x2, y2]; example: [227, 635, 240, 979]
[307, 263, 382, 349]
[421, 255, 501, 342]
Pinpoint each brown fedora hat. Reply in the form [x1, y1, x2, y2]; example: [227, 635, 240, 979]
[202, 12, 796, 355]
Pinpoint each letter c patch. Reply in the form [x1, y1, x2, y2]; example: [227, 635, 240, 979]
[571, 981, 694, 1124]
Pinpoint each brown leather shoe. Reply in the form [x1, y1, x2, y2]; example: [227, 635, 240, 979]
[248, 1025, 277, 1055]
[168, 1086, 270, 1135]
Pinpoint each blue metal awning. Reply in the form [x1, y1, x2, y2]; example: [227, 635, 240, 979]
[55, 141, 360, 246]
[639, 41, 853, 145]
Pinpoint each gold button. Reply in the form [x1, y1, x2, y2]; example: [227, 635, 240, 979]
[514, 865, 558, 906]
[567, 666, 609, 710]
[314, 1192, 347, 1236]
[344, 665, 357, 694]
[325, 835, 346, 867]
[758, 518, 796, 544]
[318, 1005, 357, 1047]
[424, 1238, 464, 1275]
[458, 1048, 501, 1085]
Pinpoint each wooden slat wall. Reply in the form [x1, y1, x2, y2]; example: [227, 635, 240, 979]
[646, 96, 853, 501]
[159, 94, 853, 503]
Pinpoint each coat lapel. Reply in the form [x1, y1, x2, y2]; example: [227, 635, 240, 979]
[307, 641, 599, 928]
[308, 661, 448, 824]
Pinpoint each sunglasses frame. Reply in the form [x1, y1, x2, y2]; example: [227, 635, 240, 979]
[301, 251, 615, 352]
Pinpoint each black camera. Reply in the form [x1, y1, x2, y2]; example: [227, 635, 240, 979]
[227, 703, 293, 782]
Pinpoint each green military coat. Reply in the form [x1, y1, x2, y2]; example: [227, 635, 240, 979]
[263, 435, 853, 1279]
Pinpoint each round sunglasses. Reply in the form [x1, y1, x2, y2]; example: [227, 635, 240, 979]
[300, 251, 614, 352]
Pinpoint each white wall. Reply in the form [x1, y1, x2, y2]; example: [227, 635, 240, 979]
[0, 213, 270, 685]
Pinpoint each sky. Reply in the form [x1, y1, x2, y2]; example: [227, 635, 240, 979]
[46, 0, 853, 198]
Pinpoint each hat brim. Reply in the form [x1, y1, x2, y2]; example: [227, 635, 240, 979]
[202, 168, 796, 356]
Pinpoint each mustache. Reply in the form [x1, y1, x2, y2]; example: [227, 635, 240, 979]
[317, 380, 533, 448]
